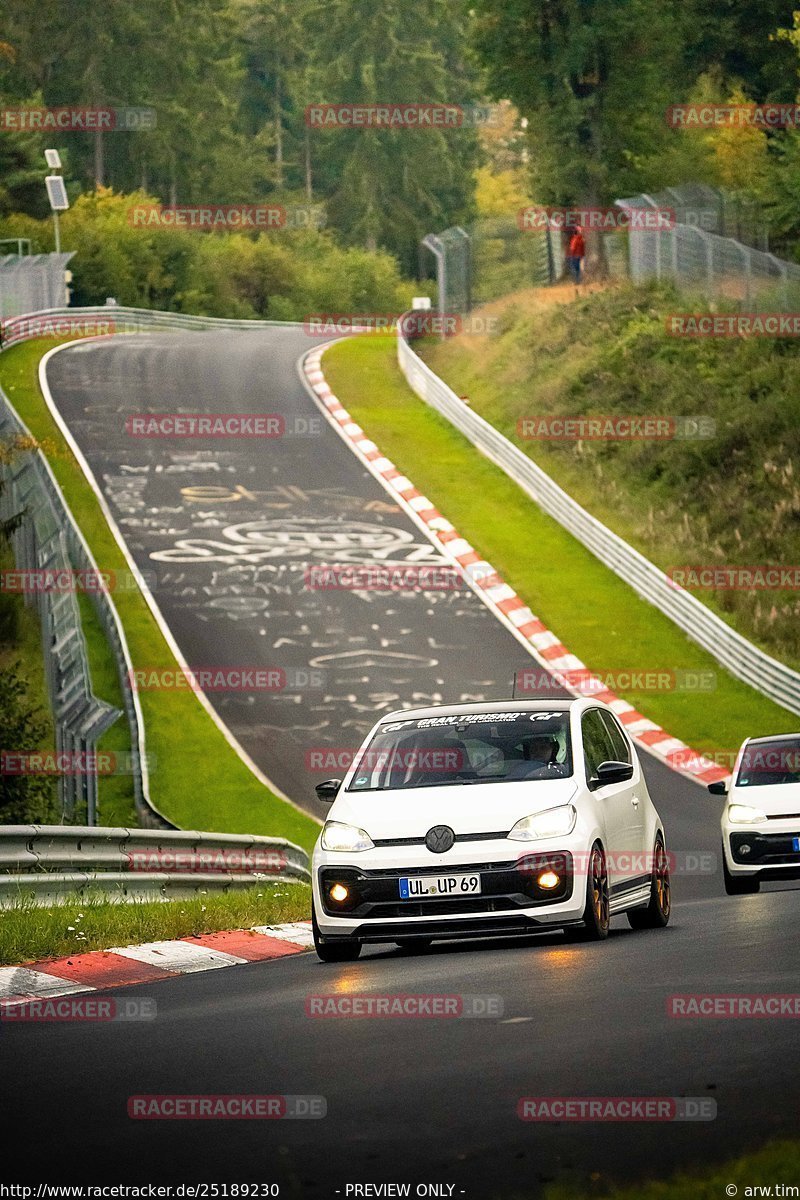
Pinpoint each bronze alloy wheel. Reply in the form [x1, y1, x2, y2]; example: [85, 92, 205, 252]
[654, 838, 671, 919]
[590, 845, 610, 932]
[627, 836, 672, 929]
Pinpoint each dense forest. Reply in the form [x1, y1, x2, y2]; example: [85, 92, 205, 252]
[2, 0, 800, 280]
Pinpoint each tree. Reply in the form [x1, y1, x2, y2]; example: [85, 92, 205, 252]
[472, 0, 692, 206]
[309, 0, 480, 273]
[683, 0, 798, 102]
[237, 0, 310, 192]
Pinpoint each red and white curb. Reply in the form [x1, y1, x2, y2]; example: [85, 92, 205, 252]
[0, 922, 313, 1006]
[302, 346, 728, 787]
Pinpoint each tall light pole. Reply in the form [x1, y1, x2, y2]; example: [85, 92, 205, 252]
[44, 149, 69, 254]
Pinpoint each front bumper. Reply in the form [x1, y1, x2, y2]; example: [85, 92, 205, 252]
[312, 844, 586, 942]
[723, 818, 800, 880]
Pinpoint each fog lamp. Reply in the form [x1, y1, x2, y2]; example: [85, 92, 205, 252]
[537, 871, 560, 890]
[329, 883, 350, 903]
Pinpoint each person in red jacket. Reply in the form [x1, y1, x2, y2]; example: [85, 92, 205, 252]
[568, 226, 586, 283]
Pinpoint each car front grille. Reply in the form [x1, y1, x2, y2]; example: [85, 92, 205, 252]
[730, 831, 800, 865]
[318, 854, 574, 918]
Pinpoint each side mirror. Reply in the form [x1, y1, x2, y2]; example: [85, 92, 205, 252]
[592, 760, 634, 788]
[707, 780, 728, 796]
[315, 778, 342, 804]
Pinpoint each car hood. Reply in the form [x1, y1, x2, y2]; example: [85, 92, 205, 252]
[730, 782, 800, 817]
[328, 778, 579, 839]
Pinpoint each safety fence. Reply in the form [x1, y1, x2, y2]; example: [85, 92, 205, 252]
[0, 304, 291, 347]
[423, 220, 563, 318]
[0, 253, 74, 323]
[397, 320, 800, 718]
[0, 825, 310, 906]
[616, 186, 800, 309]
[0, 382, 163, 827]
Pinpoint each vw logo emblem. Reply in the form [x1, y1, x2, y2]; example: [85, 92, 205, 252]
[425, 825, 455, 853]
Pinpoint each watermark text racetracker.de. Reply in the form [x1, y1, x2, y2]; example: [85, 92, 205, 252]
[304, 102, 501, 128]
[668, 994, 800, 1018]
[516, 415, 715, 441]
[303, 312, 499, 337]
[517, 1096, 717, 1121]
[305, 993, 503, 1018]
[128, 205, 325, 230]
[513, 666, 717, 695]
[667, 314, 800, 338]
[1, 997, 156, 1022]
[127, 666, 326, 692]
[127, 1095, 326, 1119]
[1, 568, 155, 595]
[0, 106, 156, 131]
[518, 205, 675, 232]
[124, 414, 323, 439]
[669, 565, 800, 591]
[1, 750, 152, 777]
[666, 103, 800, 128]
[0, 316, 118, 344]
[128, 847, 289, 875]
[304, 564, 466, 592]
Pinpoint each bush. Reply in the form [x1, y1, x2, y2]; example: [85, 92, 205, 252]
[0, 189, 417, 319]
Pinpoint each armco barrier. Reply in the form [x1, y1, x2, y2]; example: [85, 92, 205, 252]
[1, 304, 292, 346]
[397, 324, 800, 717]
[0, 825, 310, 906]
[0, 387, 155, 826]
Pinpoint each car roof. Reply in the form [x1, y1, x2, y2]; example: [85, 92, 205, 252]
[744, 732, 800, 746]
[377, 699, 578, 723]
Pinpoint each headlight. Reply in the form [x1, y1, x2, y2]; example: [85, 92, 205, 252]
[727, 803, 767, 825]
[508, 804, 577, 841]
[320, 820, 375, 852]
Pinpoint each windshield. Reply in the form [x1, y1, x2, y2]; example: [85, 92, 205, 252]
[347, 710, 573, 792]
[736, 739, 800, 788]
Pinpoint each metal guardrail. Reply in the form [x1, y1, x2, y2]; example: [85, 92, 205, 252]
[1, 304, 293, 346]
[0, 393, 142, 826]
[397, 324, 800, 717]
[0, 825, 310, 905]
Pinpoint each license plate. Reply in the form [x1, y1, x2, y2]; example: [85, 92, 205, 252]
[399, 874, 481, 899]
[793, 837, 800, 853]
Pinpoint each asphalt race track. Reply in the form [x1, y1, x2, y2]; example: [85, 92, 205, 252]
[6, 327, 796, 1197]
[44, 329, 555, 816]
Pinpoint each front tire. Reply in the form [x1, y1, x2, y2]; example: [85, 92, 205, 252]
[576, 843, 610, 940]
[722, 847, 760, 895]
[627, 836, 671, 929]
[312, 904, 362, 962]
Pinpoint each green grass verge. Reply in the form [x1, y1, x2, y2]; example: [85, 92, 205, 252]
[0, 338, 320, 850]
[424, 281, 800, 670]
[0, 541, 59, 819]
[543, 1139, 800, 1199]
[323, 335, 795, 762]
[0, 882, 310, 965]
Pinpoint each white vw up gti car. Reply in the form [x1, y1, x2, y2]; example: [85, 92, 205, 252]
[311, 699, 670, 961]
[713, 733, 800, 894]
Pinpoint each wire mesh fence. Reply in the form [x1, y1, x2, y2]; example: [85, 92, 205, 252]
[423, 183, 799, 315]
[0, 382, 169, 829]
[616, 185, 800, 310]
[422, 218, 563, 317]
[0, 254, 74, 324]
